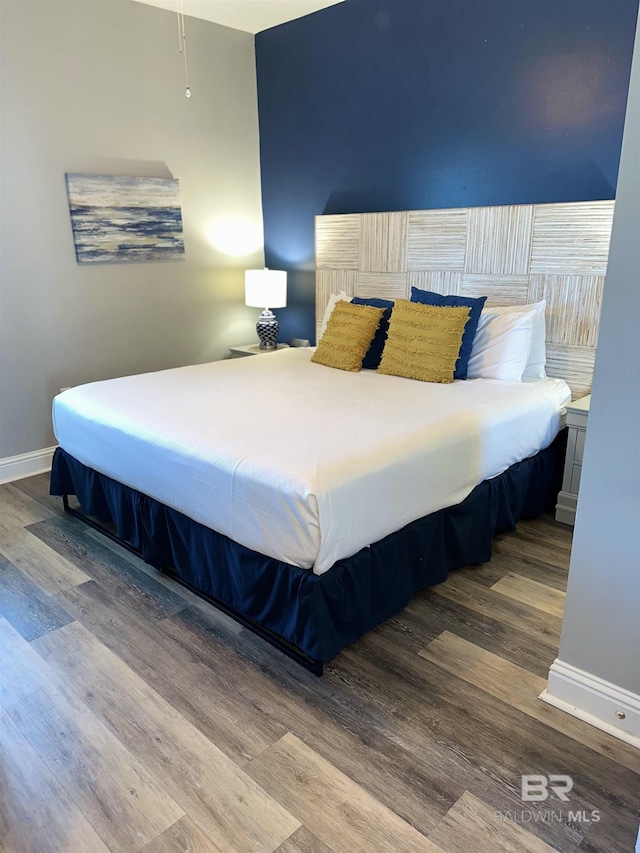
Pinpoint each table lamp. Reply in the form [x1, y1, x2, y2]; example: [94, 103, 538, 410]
[245, 268, 287, 350]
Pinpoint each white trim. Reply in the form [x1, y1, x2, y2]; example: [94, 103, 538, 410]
[0, 446, 57, 485]
[540, 658, 640, 749]
[554, 492, 577, 526]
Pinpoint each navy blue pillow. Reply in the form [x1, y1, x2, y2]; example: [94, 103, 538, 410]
[351, 296, 394, 369]
[410, 287, 487, 380]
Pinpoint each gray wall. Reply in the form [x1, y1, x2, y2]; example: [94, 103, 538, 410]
[0, 0, 264, 458]
[556, 19, 640, 694]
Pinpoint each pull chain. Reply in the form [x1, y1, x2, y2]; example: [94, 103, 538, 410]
[177, 0, 191, 98]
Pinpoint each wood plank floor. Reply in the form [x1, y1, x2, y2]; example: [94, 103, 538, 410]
[0, 474, 638, 853]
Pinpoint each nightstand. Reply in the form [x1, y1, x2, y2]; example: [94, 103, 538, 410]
[229, 343, 290, 359]
[555, 394, 591, 526]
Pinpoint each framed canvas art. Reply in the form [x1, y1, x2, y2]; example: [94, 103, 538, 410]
[65, 173, 185, 264]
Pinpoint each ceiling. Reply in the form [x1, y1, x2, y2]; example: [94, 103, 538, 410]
[131, 0, 345, 34]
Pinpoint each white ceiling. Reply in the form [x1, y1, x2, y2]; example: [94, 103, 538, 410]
[131, 0, 344, 34]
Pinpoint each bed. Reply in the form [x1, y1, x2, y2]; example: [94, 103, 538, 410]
[50, 199, 614, 674]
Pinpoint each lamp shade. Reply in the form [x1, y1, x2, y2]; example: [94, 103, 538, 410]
[245, 268, 287, 309]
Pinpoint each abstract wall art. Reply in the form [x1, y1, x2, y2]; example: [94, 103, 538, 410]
[65, 173, 185, 264]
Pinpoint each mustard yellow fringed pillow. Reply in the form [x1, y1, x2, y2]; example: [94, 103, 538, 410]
[312, 300, 385, 372]
[378, 300, 470, 383]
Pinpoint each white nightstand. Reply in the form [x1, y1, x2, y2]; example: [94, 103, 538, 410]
[229, 343, 290, 359]
[555, 394, 591, 526]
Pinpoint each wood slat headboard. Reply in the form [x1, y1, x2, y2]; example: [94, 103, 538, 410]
[315, 201, 614, 398]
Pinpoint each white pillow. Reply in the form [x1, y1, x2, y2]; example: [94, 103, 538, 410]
[467, 308, 536, 381]
[319, 291, 351, 339]
[523, 301, 547, 379]
[477, 301, 547, 378]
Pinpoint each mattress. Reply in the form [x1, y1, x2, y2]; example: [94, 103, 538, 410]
[52, 348, 571, 575]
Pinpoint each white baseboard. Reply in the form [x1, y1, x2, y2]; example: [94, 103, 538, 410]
[0, 446, 57, 485]
[540, 658, 640, 749]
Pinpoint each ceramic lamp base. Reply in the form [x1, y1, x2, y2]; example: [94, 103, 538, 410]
[256, 309, 279, 350]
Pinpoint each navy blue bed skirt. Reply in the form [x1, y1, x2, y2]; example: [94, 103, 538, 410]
[50, 436, 563, 663]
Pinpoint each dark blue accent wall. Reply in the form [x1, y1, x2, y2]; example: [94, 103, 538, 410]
[256, 0, 638, 343]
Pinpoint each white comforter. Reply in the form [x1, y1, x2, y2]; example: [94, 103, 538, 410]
[52, 348, 570, 574]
